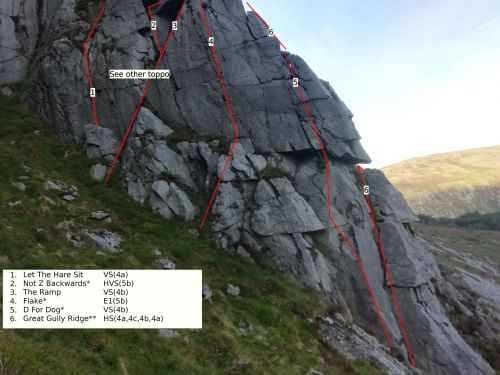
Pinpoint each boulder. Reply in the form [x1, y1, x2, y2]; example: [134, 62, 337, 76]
[158, 329, 180, 338]
[226, 284, 240, 297]
[83, 125, 119, 161]
[12, 182, 26, 191]
[44, 180, 78, 198]
[80, 229, 121, 253]
[150, 181, 197, 221]
[238, 320, 253, 336]
[203, 283, 213, 303]
[1, 86, 13, 96]
[306, 370, 324, 375]
[90, 164, 107, 182]
[136, 107, 174, 137]
[156, 257, 176, 270]
[89, 210, 112, 222]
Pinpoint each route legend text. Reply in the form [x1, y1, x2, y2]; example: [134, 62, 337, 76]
[3, 270, 202, 329]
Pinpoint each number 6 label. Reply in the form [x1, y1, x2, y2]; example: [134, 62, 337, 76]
[363, 185, 370, 196]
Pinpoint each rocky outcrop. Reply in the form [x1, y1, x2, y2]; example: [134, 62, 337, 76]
[5, 0, 495, 374]
[318, 316, 413, 375]
[0, 0, 39, 83]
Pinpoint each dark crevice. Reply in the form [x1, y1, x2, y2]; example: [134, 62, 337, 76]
[157, 0, 185, 20]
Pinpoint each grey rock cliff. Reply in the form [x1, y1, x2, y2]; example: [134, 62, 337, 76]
[4, 0, 495, 374]
[0, 0, 39, 83]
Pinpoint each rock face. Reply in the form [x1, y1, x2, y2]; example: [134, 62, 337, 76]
[5, 0, 495, 374]
[0, 0, 39, 83]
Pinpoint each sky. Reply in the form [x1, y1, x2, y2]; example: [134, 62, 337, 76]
[244, 0, 500, 167]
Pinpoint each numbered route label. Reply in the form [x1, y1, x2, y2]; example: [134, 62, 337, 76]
[3, 270, 202, 329]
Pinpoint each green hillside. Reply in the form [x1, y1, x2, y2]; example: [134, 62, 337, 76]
[382, 146, 500, 218]
[0, 92, 383, 374]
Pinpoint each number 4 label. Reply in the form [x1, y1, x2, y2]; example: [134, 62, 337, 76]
[151, 20, 157, 30]
[292, 78, 299, 87]
[363, 185, 370, 196]
[172, 21, 178, 31]
[208, 37, 215, 47]
[90, 88, 96, 98]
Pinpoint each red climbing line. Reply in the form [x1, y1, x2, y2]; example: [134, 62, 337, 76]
[285, 49, 393, 350]
[356, 166, 415, 367]
[247, 2, 393, 348]
[105, 1, 186, 184]
[198, 3, 240, 230]
[245, 2, 287, 50]
[83, 2, 107, 128]
[147, 1, 162, 50]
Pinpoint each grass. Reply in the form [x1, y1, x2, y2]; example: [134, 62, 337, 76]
[414, 223, 500, 265]
[419, 211, 500, 231]
[382, 145, 500, 197]
[0, 92, 385, 374]
[382, 145, 500, 217]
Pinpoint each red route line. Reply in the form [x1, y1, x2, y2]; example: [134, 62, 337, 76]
[245, 2, 287, 50]
[83, 2, 107, 128]
[247, 2, 393, 348]
[198, 3, 240, 230]
[147, 1, 162, 50]
[105, 1, 186, 184]
[356, 166, 415, 367]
